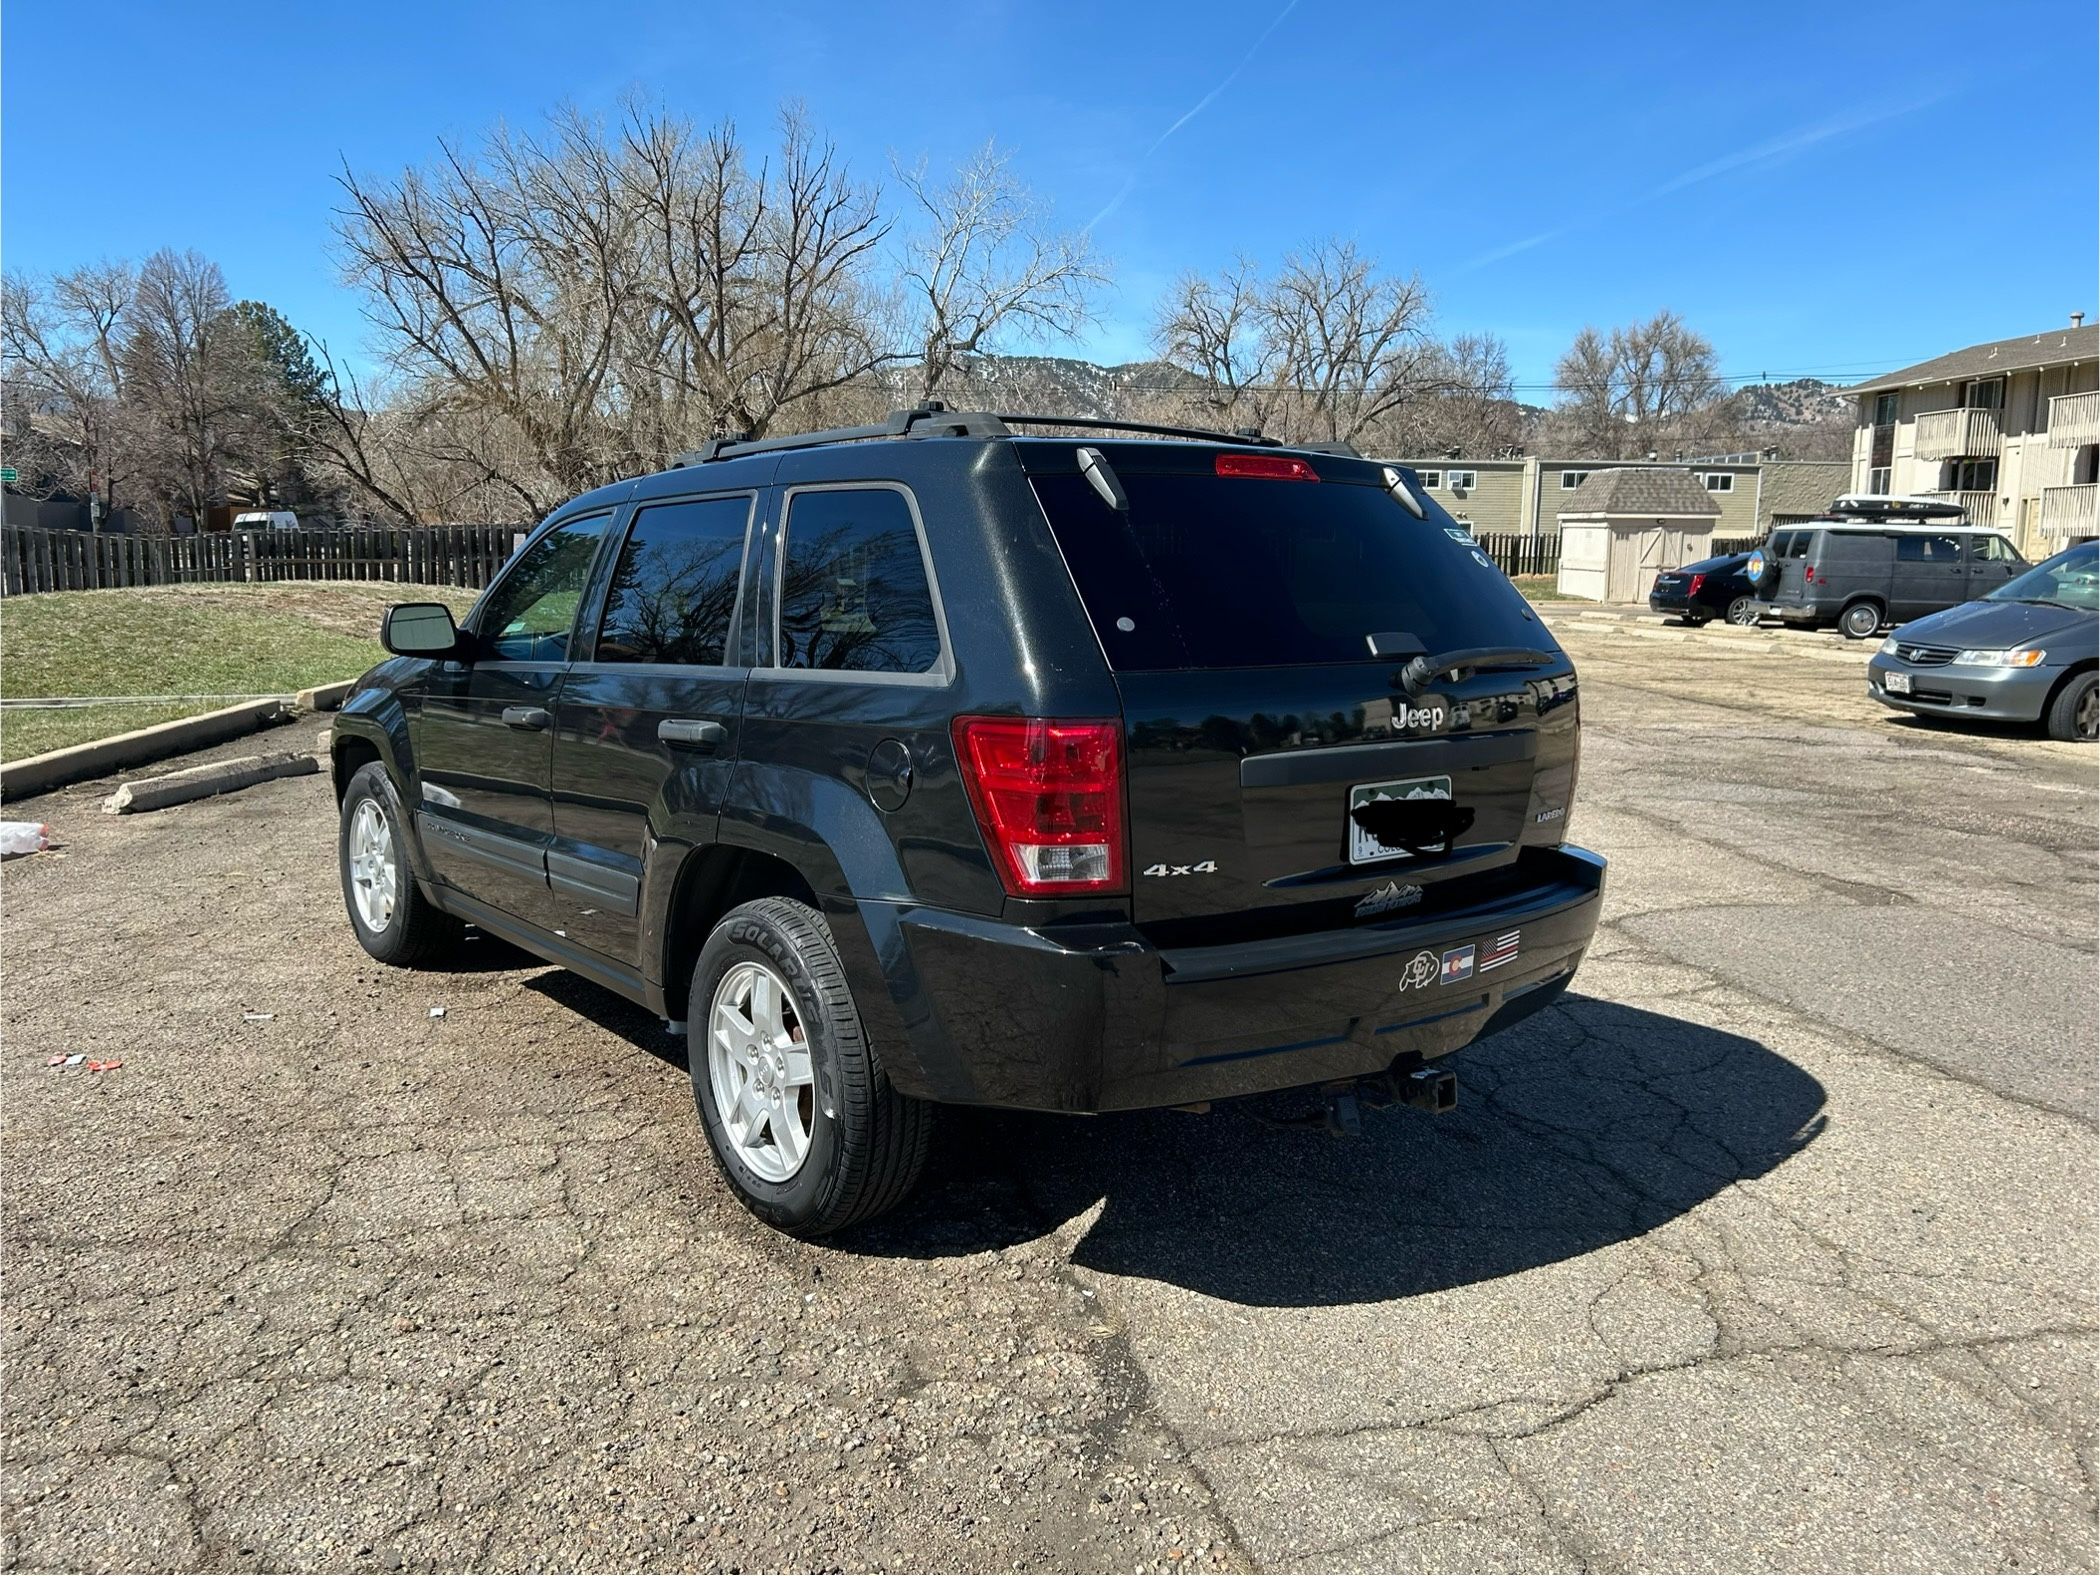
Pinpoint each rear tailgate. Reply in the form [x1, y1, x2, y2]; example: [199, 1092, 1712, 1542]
[1022, 443, 1579, 932]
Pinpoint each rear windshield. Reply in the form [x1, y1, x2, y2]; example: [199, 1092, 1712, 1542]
[1031, 469, 1543, 670]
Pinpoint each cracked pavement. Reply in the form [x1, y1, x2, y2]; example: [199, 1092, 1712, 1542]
[3, 625, 2095, 1572]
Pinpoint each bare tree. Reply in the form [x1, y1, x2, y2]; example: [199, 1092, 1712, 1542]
[2, 261, 139, 511]
[1153, 242, 1441, 446]
[119, 249, 253, 528]
[1154, 260, 1279, 431]
[1382, 332, 1521, 457]
[336, 99, 901, 514]
[895, 141, 1106, 401]
[1550, 310, 1723, 459]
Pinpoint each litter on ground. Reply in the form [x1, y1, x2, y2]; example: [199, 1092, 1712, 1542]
[1, 822, 50, 859]
[428, 1006, 447, 1019]
[243, 1013, 274, 1022]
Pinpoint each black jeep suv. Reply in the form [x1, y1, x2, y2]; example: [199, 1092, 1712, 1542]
[332, 408, 1606, 1235]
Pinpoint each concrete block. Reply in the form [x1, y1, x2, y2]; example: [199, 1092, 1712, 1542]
[103, 751, 321, 814]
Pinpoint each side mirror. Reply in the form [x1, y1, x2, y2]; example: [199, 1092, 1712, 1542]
[381, 602, 463, 658]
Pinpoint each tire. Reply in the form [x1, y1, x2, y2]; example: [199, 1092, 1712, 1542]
[1744, 550, 1777, 594]
[1726, 595, 1761, 627]
[2046, 671, 2099, 742]
[338, 761, 461, 965]
[688, 897, 932, 1236]
[1839, 601, 1884, 640]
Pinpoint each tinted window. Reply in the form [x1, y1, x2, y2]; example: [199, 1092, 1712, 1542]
[776, 488, 941, 674]
[1973, 534, 2021, 563]
[477, 514, 609, 662]
[594, 496, 751, 666]
[1783, 533, 1810, 558]
[1896, 533, 1963, 562]
[1032, 468, 1542, 670]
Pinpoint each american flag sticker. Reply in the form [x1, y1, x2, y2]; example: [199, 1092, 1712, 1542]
[1440, 944, 1476, 985]
[1480, 930, 1521, 971]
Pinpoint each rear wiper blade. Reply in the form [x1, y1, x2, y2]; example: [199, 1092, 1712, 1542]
[1395, 646, 1557, 698]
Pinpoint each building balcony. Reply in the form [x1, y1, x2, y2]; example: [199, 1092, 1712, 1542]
[2038, 484, 2098, 538]
[1924, 490, 1999, 525]
[2047, 391, 2100, 449]
[1913, 407, 2002, 461]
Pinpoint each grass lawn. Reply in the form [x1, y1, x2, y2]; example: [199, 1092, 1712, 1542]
[1513, 575, 1580, 602]
[0, 582, 476, 762]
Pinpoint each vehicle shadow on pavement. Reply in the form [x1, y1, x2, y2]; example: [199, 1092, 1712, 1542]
[848, 996, 1828, 1307]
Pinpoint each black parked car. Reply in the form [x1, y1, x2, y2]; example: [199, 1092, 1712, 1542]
[1648, 552, 1761, 626]
[1743, 496, 2027, 639]
[331, 408, 1606, 1234]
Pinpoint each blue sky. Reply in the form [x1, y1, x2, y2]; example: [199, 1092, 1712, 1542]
[4, 0, 2093, 394]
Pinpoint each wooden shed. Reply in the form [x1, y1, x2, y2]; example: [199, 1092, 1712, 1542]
[1555, 467, 1723, 603]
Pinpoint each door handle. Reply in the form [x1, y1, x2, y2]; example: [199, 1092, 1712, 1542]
[659, 717, 729, 748]
[502, 706, 552, 731]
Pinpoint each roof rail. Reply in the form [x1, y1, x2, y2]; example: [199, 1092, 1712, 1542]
[673, 403, 1008, 466]
[672, 403, 1362, 465]
[994, 412, 1287, 448]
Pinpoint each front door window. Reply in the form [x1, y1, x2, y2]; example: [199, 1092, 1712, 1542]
[476, 515, 611, 662]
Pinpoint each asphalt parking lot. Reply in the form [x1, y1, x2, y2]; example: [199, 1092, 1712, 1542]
[4, 622, 2095, 1573]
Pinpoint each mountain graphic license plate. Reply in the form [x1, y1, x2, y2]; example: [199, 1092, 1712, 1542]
[1348, 775, 1456, 865]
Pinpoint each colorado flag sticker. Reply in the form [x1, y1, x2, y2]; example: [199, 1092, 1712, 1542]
[1440, 944, 1476, 985]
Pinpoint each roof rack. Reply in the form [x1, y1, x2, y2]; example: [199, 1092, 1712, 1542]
[672, 403, 1359, 466]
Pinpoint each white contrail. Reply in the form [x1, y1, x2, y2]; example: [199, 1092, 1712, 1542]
[1084, 0, 1303, 234]
[1644, 97, 1944, 199]
[1456, 94, 1944, 273]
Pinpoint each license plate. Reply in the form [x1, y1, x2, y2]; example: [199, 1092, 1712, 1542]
[1348, 775, 1455, 865]
[1885, 671, 1912, 694]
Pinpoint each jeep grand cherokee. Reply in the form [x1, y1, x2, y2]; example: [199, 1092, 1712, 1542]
[331, 407, 1606, 1235]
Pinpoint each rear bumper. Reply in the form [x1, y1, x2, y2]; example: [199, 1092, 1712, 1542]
[1648, 588, 1694, 614]
[1753, 599, 1829, 625]
[861, 846, 1606, 1113]
[1867, 660, 2053, 722]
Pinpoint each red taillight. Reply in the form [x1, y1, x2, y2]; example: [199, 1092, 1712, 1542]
[1688, 572, 1706, 596]
[951, 717, 1127, 897]
[1803, 563, 1817, 584]
[1215, 453, 1319, 481]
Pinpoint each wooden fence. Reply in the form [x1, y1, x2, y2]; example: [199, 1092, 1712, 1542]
[1, 521, 1775, 599]
[1, 524, 523, 597]
[1473, 533, 1560, 577]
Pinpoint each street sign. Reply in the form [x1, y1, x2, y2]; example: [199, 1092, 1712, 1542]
[0, 467, 17, 484]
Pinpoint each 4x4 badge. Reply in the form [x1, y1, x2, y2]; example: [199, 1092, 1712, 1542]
[1356, 881, 1424, 919]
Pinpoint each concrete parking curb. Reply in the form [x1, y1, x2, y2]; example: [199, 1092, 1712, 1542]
[0, 698, 290, 803]
[296, 680, 354, 712]
[103, 751, 321, 814]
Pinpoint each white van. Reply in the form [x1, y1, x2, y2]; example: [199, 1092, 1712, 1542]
[233, 510, 301, 531]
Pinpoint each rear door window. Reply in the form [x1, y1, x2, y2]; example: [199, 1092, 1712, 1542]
[594, 495, 752, 666]
[1896, 533, 1963, 561]
[1031, 467, 1539, 670]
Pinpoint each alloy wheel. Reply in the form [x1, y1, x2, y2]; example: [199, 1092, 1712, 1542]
[708, 961, 816, 1183]
[347, 798, 399, 932]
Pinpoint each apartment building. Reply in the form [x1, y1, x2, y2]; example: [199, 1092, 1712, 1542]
[1392, 454, 1849, 540]
[1847, 319, 2099, 553]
